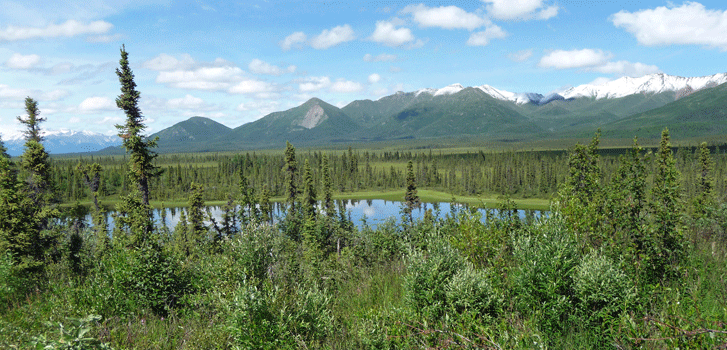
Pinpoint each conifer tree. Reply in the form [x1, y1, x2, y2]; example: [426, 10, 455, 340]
[302, 159, 317, 220]
[648, 128, 684, 280]
[607, 138, 648, 248]
[321, 154, 335, 218]
[693, 142, 714, 219]
[0, 135, 9, 159]
[77, 162, 108, 255]
[115, 45, 161, 206]
[404, 160, 420, 222]
[259, 184, 272, 225]
[283, 141, 301, 240]
[17, 97, 45, 143]
[187, 182, 207, 251]
[114, 45, 161, 244]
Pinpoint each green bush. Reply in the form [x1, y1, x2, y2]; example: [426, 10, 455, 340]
[404, 240, 466, 320]
[445, 263, 503, 321]
[0, 250, 20, 307]
[227, 281, 333, 349]
[512, 223, 580, 336]
[573, 252, 634, 327]
[30, 314, 113, 350]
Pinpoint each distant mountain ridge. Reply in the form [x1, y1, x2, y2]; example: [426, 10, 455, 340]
[2, 129, 120, 156]
[6, 72, 727, 155]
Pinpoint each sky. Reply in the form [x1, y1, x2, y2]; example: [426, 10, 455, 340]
[1, 0, 727, 137]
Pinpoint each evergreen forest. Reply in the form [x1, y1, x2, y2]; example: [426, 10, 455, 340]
[1, 47, 727, 349]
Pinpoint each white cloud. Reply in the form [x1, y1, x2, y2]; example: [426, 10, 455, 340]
[593, 61, 660, 77]
[508, 49, 533, 62]
[0, 84, 68, 101]
[6, 53, 41, 69]
[539, 49, 660, 77]
[0, 20, 113, 42]
[402, 4, 487, 30]
[279, 31, 307, 51]
[248, 59, 295, 76]
[612, 2, 727, 50]
[228, 79, 276, 94]
[310, 25, 355, 49]
[363, 53, 397, 62]
[79, 96, 115, 112]
[143, 53, 195, 71]
[155, 59, 246, 91]
[466, 25, 507, 46]
[86, 33, 123, 43]
[538, 49, 612, 69]
[370, 20, 415, 47]
[167, 94, 205, 109]
[330, 80, 363, 93]
[298, 76, 331, 92]
[368, 73, 381, 84]
[483, 0, 559, 21]
[44, 89, 70, 101]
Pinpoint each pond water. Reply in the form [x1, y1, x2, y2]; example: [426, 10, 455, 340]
[88, 199, 544, 231]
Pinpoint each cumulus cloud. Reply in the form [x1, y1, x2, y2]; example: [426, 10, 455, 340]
[508, 49, 533, 62]
[248, 59, 295, 76]
[369, 20, 416, 47]
[331, 79, 364, 93]
[5, 53, 41, 69]
[228, 79, 277, 95]
[310, 25, 355, 49]
[402, 4, 487, 30]
[167, 94, 205, 109]
[279, 31, 307, 51]
[466, 25, 507, 46]
[483, 0, 559, 21]
[148, 56, 247, 92]
[0, 20, 113, 42]
[298, 76, 331, 93]
[363, 53, 397, 62]
[368, 73, 381, 84]
[539, 49, 660, 77]
[612, 2, 727, 50]
[79, 96, 115, 112]
[539, 49, 612, 69]
[593, 61, 660, 77]
[143, 53, 195, 71]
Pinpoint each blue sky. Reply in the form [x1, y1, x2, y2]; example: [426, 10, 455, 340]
[1, 0, 727, 136]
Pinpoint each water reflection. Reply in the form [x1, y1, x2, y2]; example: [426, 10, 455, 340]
[86, 200, 544, 231]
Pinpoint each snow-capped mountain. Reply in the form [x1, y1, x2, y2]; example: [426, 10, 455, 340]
[412, 72, 727, 105]
[1, 129, 121, 156]
[560, 73, 727, 100]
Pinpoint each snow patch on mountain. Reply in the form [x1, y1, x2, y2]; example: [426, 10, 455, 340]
[560, 73, 727, 100]
[2, 129, 121, 156]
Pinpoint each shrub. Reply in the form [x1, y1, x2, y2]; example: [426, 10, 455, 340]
[445, 264, 503, 321]
[512, 223, 580, 336]
[0, 250, 20, 307]
[573, 252, 634, 327]
[404, 240, 466, 320]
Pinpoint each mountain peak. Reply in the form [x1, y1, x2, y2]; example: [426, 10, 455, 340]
[561, 72, 727, 100]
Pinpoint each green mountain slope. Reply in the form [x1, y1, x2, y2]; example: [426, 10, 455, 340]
[342, 91, 434, 128]
[515, 92, 676, 132]
[151, 116, 232, 151]
[224, 98, 361, 148]
[363, 88, 542, 140]
[598, 82, 727, 139]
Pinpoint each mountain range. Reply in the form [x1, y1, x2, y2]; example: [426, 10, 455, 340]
[5, 72, 727, 155]
[2, 129, 120, 157]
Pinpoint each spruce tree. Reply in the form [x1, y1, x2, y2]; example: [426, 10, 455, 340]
[0, 135, 9, 159]
[302, 159, 317, 220]
[404, 160, 420, 222]
[693, 142, 714, 219]
[607, 137, 648, 249]
[114, 45, 161, 244]
[115, 45, 161, 206]
[187, 182, 207, 252]
[283, 141, 301, 240]
[321, 154, 336, 218]
[17, 97, 45, 143]
[648, 128, 684, 281]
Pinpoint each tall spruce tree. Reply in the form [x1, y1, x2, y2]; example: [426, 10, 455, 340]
[607, 137, 648, 249]
[0, 135, 9, 159]
[693, 142, 714, 219]
[115, 45, 161, 206]
[321, 154, 336, 218]
[7, 97, 57, 272]
[114, 45, 161, 245]
[404, 160, 420, 222]
[648, 128, 685, 281]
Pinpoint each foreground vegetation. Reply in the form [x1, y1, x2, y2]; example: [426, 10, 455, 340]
[2, 47, 726, 349]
